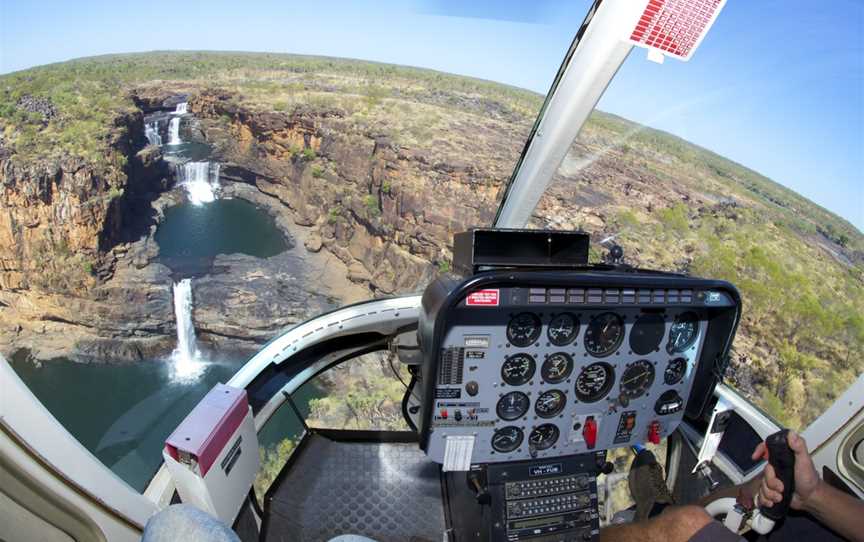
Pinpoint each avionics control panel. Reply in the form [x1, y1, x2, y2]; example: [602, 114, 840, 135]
[488, 454, 601, 542]
[418, 273, 740, 466]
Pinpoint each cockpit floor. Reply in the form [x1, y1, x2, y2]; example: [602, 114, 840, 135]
[265, 433, 446, 542]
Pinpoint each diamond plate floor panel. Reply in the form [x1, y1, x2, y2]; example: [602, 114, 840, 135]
[266, 434, 445, 542]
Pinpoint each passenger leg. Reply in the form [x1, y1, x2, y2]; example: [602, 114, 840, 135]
[141, 504, 240, 542]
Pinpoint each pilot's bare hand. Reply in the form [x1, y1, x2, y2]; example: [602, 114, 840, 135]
[751, 431, 821, 510]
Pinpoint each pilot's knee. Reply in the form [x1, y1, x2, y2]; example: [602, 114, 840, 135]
[666, 505, 713, 536]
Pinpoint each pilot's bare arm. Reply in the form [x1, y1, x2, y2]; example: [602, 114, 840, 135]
[753, 431, 864, 542]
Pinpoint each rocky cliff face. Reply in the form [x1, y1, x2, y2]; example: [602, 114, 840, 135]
[0, 111, 168, 291]
[0, 110, 178, 361]
[190, 90, 518, 294]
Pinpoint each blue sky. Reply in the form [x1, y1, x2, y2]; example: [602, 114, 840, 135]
[1, 0, 861, 230]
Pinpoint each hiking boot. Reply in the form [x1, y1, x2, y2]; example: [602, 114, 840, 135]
[628, 449, 674, 521]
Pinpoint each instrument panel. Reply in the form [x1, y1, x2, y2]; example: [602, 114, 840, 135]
[419, 280, 738, 466]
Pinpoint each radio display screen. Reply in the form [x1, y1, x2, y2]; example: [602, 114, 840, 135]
[511, 516, 564, 530]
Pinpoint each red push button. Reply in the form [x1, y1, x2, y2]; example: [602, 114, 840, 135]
[583, 417, 598, 449]
[648, 420, 661, 444]
[440, 409, 448, 419]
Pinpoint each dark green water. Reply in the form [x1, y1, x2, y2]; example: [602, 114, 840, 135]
[9, 353, 320, 491]
[156, 198, 288, 263]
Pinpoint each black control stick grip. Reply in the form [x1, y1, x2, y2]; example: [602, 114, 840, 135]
[760, 429, 795, 521]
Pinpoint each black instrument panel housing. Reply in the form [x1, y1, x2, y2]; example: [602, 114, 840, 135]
[417, 269, 741, 454]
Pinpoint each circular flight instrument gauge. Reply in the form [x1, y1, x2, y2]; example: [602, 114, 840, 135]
[528, 424, 560, 451]
[541, 352, 574, 384]
[667, 312, 699, 353]
[620, 360, 655, 399]
[501, 353, 536, 386]
[655, 390, 684, 416]
[535, 390, 567, 418]
[584, 312, 625, 357]
[629, 313, 666, 355]
[547, 313, 580, 346]
[664, 357, 687, 385]
[491, 426, 524, 453]
[574, 362, 615, 402]
[497, 391, 530, 421]
[507, 312, 542, 347]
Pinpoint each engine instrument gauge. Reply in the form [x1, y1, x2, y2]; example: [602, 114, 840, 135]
[541, 352, 574, 384]
[497, 391, 530, 421]
[630, 313, 666, 355]
[620, 360, 655, 399]
[667, 312, 699, 353]
[534, 390, 567, 418]
[584, 312, 625, 357]
[507, 312, 542, 347]
[547, 313, 579, 346]
[664, 357, 687, 385]
[528, 424, 559, 450]
[501, 353, 535, 386]
[655, 390, 684, 415]
[574, 362, 615, 403]
[491, 426, 524, 453]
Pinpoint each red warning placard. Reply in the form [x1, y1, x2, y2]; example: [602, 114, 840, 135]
[629, 0, 726, 61]
[466, 289, 500, 307]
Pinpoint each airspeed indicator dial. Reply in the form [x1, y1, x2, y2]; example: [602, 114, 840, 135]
[507, 312, 542, 347]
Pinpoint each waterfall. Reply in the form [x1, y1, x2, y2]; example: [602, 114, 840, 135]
[178, 162, 220, 205]
[171, 279, 202, 380]
[144, 121, 162, 146]
[168, 117, 181, 145]
[174, 102, 188, 115]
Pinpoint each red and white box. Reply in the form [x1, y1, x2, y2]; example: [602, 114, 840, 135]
[163, 383, 259, 524]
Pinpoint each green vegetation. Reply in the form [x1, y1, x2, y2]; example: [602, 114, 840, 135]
[438, 260, 451, 274]
[310, 164, 324, 178]
[327, 205, 343, 224]
[306, 353, 408, 431]
[301, 147, 316, 161]
[363, 194, 380, 217]
[255, 438, 296, 498]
